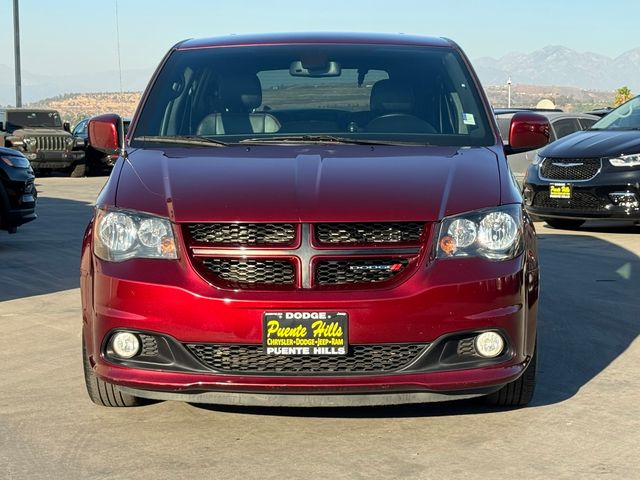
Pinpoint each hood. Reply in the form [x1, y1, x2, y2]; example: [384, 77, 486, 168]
[541, 129, 640, 158]
[11, 128, 70, 137]
[115, 145, 501, 223]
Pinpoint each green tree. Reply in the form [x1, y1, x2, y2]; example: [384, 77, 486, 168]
[614, 86, 633, 107]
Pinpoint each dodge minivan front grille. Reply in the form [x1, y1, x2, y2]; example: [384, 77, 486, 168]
[202, 258, 295, 288]
[315, 259, 409, 285]
[188, 222, 427, 290]
[188, 223, 295, 246]
[315, 222, 424, 244]
[186, 343, 429, 374]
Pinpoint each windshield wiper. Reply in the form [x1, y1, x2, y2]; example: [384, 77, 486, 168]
[133, 135, 229, 147]
[239, 135, 422, 146]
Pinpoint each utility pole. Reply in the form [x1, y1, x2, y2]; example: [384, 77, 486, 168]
[115, 0, 123, 93]
[507, 76, 512, 109]
[13, 0, 22, 107]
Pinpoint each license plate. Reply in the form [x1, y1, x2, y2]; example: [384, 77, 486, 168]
[263, 312, 348, 355]
[549, 183, 572, 199]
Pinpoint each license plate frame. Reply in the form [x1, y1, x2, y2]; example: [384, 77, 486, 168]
[549, 183, 572, 199]
[262, 312, 348, 356]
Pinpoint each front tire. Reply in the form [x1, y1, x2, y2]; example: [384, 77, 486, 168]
[542, 218, 585, 230]
[70, 162, 87, 178]
[485, 344, 537, 407]
[82, 336, 147, 407]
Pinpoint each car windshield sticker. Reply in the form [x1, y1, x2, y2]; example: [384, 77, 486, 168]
[462, 113, 476, 125]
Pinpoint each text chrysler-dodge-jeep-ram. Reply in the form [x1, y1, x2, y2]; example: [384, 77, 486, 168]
[81, 33, 549, 408]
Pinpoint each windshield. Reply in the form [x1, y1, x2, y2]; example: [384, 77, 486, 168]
[6, 110, 62, 131]
[132, 44, 493, 147]
[592, 96, 640, 130]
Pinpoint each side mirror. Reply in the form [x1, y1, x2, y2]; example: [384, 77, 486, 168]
[504, 112, 550, 155]
[88, 114, 122, 155]
[63, 121, 71, 132]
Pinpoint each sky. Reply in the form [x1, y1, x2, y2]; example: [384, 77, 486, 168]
[1, 0, 639, 79]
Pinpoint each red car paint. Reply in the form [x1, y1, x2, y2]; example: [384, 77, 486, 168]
[81, 33, 546, 408]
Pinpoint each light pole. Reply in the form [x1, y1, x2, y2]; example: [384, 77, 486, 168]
[13, 0, 22, 107]
[507, 76, 512, 108]
[115, 0, 123, 93]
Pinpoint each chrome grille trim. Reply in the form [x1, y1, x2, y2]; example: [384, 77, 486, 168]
[539, 157, 602, 182]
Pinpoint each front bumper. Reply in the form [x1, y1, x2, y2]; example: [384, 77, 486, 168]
[27, 150, 84, 169]
[524, 165, 640, 220]
[0, 172, 37, 230]
[118, 383, 502, 407]
[82, 230, 538, 404]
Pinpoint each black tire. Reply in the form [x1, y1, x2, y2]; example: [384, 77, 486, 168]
[70, 162, 87, 178]
[82, 336, 147, 407]
[542, 218, 585, 230]
[485, 344, 537, 407]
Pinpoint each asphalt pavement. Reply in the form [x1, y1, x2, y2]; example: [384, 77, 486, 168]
[1, 177, 638, 480]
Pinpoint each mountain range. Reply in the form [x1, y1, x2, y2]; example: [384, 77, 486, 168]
[0, 64, 153, 106]
[1, 45, 639, 106]
[473, 45, 640, 91]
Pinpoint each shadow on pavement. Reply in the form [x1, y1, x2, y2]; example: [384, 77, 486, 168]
[0, 196, 94, 302]
[533, 230, 639, 406]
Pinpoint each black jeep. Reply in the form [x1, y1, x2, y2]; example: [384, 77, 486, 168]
[0, 109, 86, 176]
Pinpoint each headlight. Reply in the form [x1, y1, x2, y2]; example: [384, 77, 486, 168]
[93, 207, 178, 262]
[609, 153, 640, 167]
[437, 205, 523, 260]
[532, 154, 544, 165]
[1, 154, 31, 168]
[6, 136, 25, 148]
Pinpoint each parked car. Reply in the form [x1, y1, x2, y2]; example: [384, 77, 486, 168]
[0, 147, 37, 233]
[583, 107, 613, 118]
[81, 33, 549, 409]
[73, 117, 131, 175]
[0, 108, 86, 176]
[524, 95, 640, 229]
[495, 109, 599, 187]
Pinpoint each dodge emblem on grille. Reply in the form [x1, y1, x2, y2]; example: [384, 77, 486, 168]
[349, 263, 404, 272]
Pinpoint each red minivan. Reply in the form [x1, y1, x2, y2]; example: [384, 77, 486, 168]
[81, 33, 548, 408]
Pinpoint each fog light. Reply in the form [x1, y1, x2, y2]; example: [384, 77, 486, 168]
[475, 332, 504, 358]
[111, 332, 140, 358]
[27, 153, 37, 160]
[609, 192, 639, 209]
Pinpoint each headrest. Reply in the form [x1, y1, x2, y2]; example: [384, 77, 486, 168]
[370, 79, 414, 113]
[218, 75, 262, 111]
